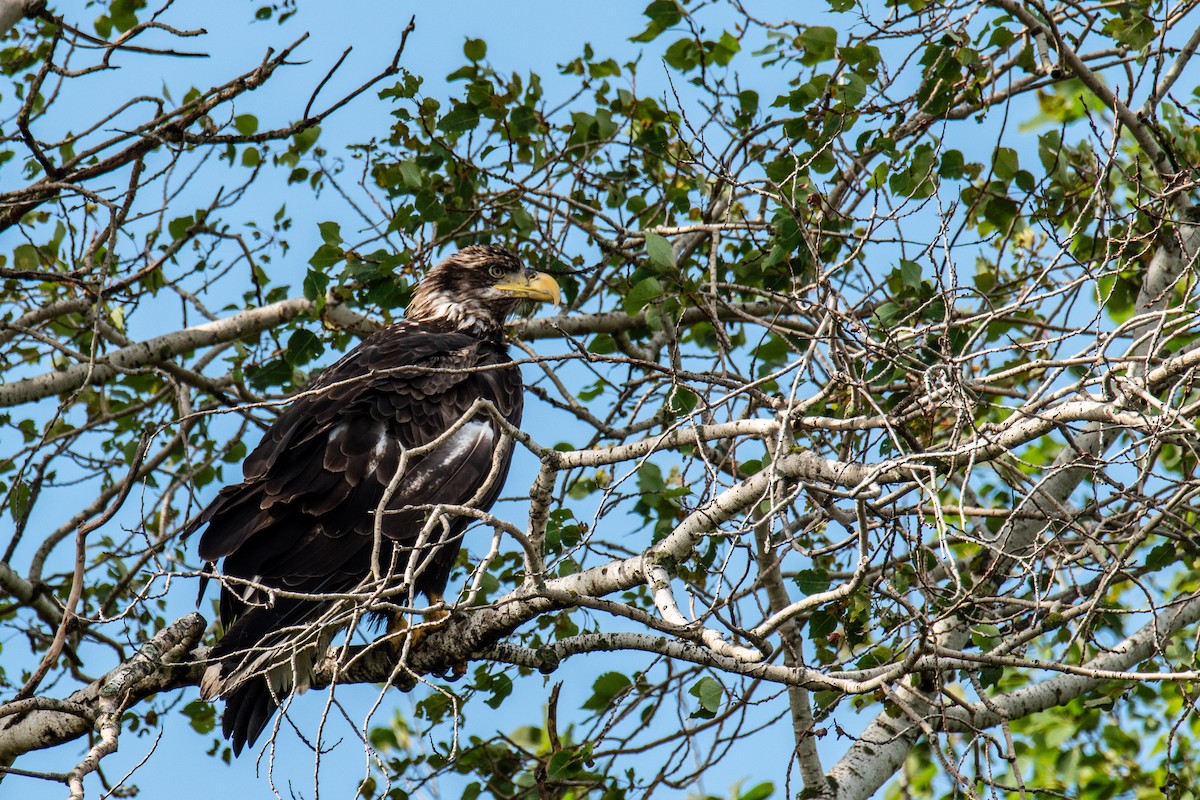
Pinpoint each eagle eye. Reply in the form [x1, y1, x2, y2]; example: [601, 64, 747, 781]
[487, 264, 506, 280]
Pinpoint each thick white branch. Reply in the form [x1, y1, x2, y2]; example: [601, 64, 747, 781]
[0, 299, 311, 408]
[0, 614, 204, 765]
[644, 562, 763, 663]
[0, 297, 382, 408]
[943, 592, 1200, 732]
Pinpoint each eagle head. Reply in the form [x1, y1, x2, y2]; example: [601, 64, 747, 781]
[406, 245, 561, 335]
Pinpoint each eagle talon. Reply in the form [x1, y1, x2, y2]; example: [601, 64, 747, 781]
[385, 601, 452, 654]
[439, 661, 468, 682]
[390, 671, 419, 692]
[386, 604, 465, 679]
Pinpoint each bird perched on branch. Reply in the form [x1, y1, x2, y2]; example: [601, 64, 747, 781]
[186, 245, 560, 755]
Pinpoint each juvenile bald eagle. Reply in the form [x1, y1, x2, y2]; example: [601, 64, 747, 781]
[188, 246, 560, 755]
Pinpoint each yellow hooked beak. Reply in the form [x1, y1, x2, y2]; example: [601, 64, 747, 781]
[494, 271, 562, 306]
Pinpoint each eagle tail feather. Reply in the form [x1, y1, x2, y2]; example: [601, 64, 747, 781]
[223, 679, 280, 757]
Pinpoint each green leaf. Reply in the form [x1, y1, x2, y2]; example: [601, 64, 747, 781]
[482, 672, 513, 709]
[856, 646, 892, 669]
[246, 358, 292, 391]
[900, 259, 922, 290]
[583, 671, 632, 711]
[548, 747, 593, 781]
[240, 146, 260, 167]
[438, 103, 480, 134]
[511, 206, 535, 237]
[794, 568, 831, 596]
[588, 58, 621, 79]
[971, 623, 1001, 649]
[303, 267, 331, 302]
[873, 301, 903, 327]
[222, 440, 248, 464]
[988, 26, 1015, 48]
[509, 104, 539, 134]
[630, 0, 682, 42]
[993, 147, 1019, 181]
[637, 462, 665, 493]
[800, 26, 837, 64]
[9, 478, 30, 521]
[623, 277, 664, 315]
[291, 125, 321, 154]
[13, 244, 39, 271]
[979, 665, 1003, 689]
[809, 609, 837, 639]
[667, 387, 697, 416]
[379, 73, 423, 101]
[975, 258, 996, 293]
[318, 221, 342, 247]
[644, 0, 681, 26]
[463, 38, 486, 61]
[981, 195, 1018, 232]
[284, 329, 325, 367]
[308, 243, 344, 270]
[1103, 11, 1155, 50]
[711, 31, 740, 66]
[233, 114, 258, 136]
[181, 700, 216, 734]
[416, 692, 451, 724]
[414, 191, 445, 222]
[739, 783, 775, 800]
[1146, 541, 1175, 570]
[644, 232, 676, 271]
[939, 149, 964, 179]
[168, 214, 195, 240]
[664, 38, 701, 71]
[689, 676, 724, 719]
[397, 160, 423, 189]
[834, 74, 867, 109]
[110, 0, 138, 32]
[738, 89, 759, 117]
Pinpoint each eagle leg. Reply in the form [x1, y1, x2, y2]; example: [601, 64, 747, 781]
[383, 594, 465, 679]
